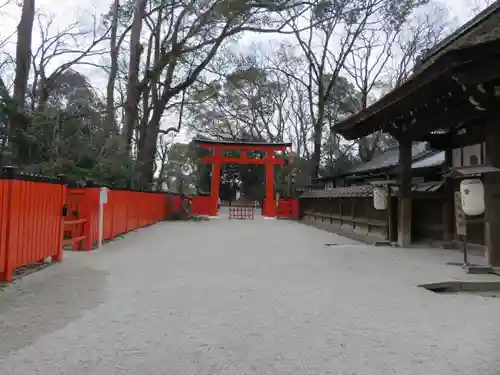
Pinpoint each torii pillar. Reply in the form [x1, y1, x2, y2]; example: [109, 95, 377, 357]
[209, 148, 222, 216]
[264, 150, 277, 217]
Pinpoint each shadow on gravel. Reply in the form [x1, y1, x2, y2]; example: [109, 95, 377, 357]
[0, 266, 108, 355]
[419, 281, 500, 297]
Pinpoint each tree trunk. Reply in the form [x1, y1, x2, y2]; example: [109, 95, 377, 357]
[123, 0, 146, 152]
[141, 119, 159, 186]
[11, 0, 35, 164]
[311, 125, 322, 178]
[357, 91, 378, 162]
[311, 104, 325, 178]
[106, 0, 120, 134]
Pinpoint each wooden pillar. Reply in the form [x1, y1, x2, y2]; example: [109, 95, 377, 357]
[484, 118, 500, 266]
[386, 184, 393, 242]
[339, 198, 343, 226]
[210, 148, 221, 217]
[264, 151, 276, 217]
[442, 148, 455, 243]
[398, 137, 412, 247]
[351, 198, 356, 230]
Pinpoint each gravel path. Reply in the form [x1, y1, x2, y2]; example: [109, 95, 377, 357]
[1, 217, 500, 374]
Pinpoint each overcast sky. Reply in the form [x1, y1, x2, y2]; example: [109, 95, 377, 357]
[9, 0, 486, 28]
[1, 0, 491, 66]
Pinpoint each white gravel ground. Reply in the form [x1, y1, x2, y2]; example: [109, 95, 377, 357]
[1, 217, 500, 375]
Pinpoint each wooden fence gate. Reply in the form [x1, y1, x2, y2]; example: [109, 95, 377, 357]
[229, 205, 255, 220]
[63, 189, 91, 251]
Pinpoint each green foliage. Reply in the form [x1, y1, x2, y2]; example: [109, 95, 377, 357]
[159, 139, 210, 194]
[187, 65, 285, 141]
[2, 70, 138, 185]
[323, 75, 360, 125]
[312, 0, 429, 29]
[90, 135, 139, 186]
[313, 0, 355, 22]
[383, 0, 429, 31]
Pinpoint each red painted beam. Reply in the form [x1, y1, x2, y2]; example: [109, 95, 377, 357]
[201, 156, 285, 165]
[198, 144, 288, 151]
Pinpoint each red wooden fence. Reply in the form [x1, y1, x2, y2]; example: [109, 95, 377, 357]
[191, 195, 213, 216]
[0, 179, 8, 280]
[63, 186, 169, 251]
[0, 171, 172, 282]
[0, 169, 65, 282]
[277, 198, 299, 219]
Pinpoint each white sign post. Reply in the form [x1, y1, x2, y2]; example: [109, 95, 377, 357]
[98, 187, 109, 249]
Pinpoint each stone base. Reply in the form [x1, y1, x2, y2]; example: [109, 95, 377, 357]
[465, 265, 494, 275]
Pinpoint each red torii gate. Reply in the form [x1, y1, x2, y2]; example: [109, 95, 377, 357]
[194, 139, 292, 217]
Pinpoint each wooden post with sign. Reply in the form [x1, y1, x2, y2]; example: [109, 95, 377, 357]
[98, 187, 109, 249]
[454, 191, 468, 265]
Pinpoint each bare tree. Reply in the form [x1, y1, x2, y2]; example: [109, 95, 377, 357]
[467, 0, 497, 15]
[116, 0, 316, 185]
[11, 0, 35, 163]
[187, 50, 294, 144]
[106, 0, 120, 133]
[122, 0, 146, 151]
[387, 5, 448, 86]
[264, 44, 314, 159]
[0, 0, 17, 90]
[0, 0, 16, 155]
[29, 13, 110, 113]
[343, 4, 449, 162]
[289, 78, 313, 159]
[155, 132, 175, 189]
[283, 0, 438, 177]
[343, 26, 395, 162]
[284, 0, 384, 178]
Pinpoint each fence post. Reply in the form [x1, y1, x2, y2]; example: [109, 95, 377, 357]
[0, 166, 15, 282]
[83, 180, 97, 251]
[53, 174, 66, 263]
[97, 187, 109, 249]
[0, 176, 7, 282]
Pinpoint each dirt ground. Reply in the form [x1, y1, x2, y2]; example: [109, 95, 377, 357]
[1, 218, 499, 374]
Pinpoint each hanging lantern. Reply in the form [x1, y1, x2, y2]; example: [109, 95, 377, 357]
[373, 186, 388, 210]
[460, 179, 484, 216]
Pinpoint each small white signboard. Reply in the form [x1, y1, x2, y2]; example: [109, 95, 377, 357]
[98, 187, 110, 249]
[100, 187, 109, 205]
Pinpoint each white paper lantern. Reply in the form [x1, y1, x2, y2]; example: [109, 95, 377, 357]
[460, 179, 485, 216]
[373, 186, 388, 210]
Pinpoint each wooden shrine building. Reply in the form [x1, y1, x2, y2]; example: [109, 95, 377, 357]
[300, 143, 448, 244]
[332, 0, 500, 265]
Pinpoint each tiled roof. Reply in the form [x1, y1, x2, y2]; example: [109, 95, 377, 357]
[300, 185, 376, 199]
[419, 0, 500, 65]
[320, 143, 443, 182]
[411, 151, 445, 169]
[300, 181, 444, 199]
[347, 142, 430, 174]
[411, 181, 445, 192]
